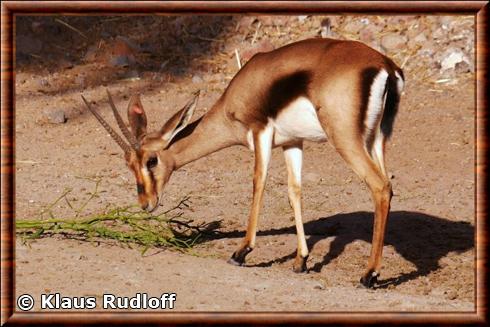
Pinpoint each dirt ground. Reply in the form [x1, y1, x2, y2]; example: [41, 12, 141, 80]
[14, 15, 475, 312]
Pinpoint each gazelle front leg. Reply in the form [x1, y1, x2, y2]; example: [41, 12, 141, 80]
[283, 144, 309, 273]
[228, 126, 273, 266]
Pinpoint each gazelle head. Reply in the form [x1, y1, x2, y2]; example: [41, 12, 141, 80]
[82, 90, 199, 212]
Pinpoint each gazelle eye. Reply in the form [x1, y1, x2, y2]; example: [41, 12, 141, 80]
[147, 156, 158, 169]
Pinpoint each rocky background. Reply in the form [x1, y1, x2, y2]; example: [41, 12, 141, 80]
[16, 15, 473, 124]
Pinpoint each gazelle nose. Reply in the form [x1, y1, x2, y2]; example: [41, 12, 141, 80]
[145, 202, 158, 213]
[141, 203, 149, 211]
[145, 206, 156, 213]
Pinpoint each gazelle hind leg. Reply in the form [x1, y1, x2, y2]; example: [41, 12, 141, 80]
[228, 125, 273, 266]
[283, 143, 309, 273]
[321, 114, 392, 288]
[338, 145, 392, 288]
[371, 131, 389, 179]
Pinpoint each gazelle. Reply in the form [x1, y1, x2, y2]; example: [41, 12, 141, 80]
[82, 38, 404, 288]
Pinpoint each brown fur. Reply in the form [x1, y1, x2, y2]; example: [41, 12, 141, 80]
[87, 38, 404, 287]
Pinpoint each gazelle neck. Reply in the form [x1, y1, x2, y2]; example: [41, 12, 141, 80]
[166, 101, 238, 169]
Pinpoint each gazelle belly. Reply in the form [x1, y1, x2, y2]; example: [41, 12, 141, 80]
[272, 97, 327, 146]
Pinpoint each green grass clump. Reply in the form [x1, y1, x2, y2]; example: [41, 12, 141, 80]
[16, 179, 215, 253]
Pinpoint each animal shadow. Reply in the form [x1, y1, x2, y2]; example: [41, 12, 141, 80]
[212, 211, 474, 288]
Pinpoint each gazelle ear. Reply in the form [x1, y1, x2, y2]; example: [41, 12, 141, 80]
[160, 91, 199, 145]
[127, 94, 147, 140]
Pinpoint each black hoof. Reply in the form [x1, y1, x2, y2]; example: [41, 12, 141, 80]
[227, 246, 252, 266]
[227, 257, 243, 266]
[360, 270, 379, 288]
[293, 255, 308, 273]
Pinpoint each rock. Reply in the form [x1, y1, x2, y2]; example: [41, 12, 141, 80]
[108, 37, 137, 67]
[455, 60, 473, 73]
[43, 109, 67, 124]
[406, 23, 425, 39]
[413, 32, 428, 44]
[343, 20, 365, 34]
[274, 16, 292, 26]
[440, 49, 470, 71]
[37, 78, 49, 88]
[407, 32, 428, 48]
[444, 289, 458, 300]
[432, 27, 445, 40]
[360, 23, 383, 44]
[259, 16, 291, 26]
[297, 15, 308, 23]
[380, 34, 408, 51]
[359, 29, 373, 43]
[439, 16, 453, 30]
[387, 16, 411, 26]
[237, 16, 256, 31]
[417, 46, 435, 58]
[192, 75, 203, 84]
[257, 16, 273, 26]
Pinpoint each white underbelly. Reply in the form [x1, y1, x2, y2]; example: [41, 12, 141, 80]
[272, 97, 327, 146]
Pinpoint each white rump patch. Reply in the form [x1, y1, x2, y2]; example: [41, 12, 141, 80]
[365, 70, 389, 135]
[272, 97, 327, 146]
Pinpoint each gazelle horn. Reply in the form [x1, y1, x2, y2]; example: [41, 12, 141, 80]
[106, 89, 140, 151]
[81, 95, 131, 154]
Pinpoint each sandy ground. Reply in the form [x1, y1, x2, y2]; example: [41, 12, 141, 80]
[14, 15, 475, 312]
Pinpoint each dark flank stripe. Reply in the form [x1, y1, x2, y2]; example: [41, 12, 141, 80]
[264, 70, 312, 121]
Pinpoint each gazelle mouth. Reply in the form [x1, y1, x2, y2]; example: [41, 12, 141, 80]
[145, 203, 158, 213]
[144, 195, 162, 213]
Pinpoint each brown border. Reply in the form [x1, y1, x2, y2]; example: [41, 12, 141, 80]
[1, 1, 488, 325]
[475, 2, 488, 326]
